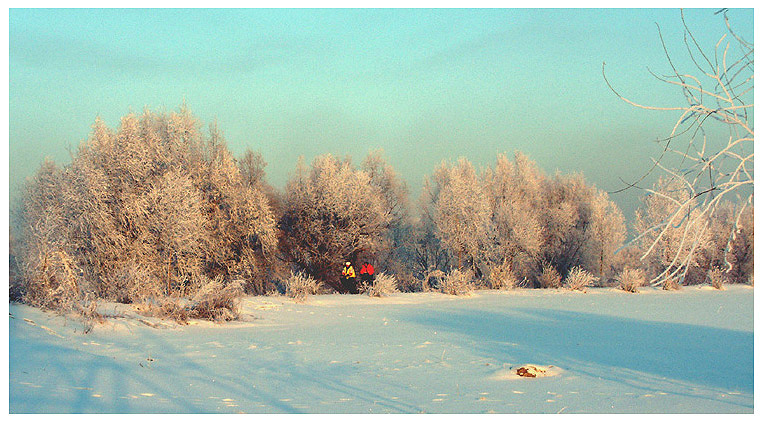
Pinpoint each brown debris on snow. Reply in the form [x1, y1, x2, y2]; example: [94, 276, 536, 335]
[516, 365, 545, 378]
[490, 364, 560, 381]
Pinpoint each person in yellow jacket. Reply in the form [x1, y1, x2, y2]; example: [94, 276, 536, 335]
[341, 261, 357, 294]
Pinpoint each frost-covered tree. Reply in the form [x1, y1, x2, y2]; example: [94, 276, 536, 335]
[703, 201, 754, 285]
[15, 105, 278, 318]
[482, 152, 625, 286]
[238, 148, 283, 215]
[15, 160, 88, 312]
[196, 123, 279, 294]
[633, 177, 712, 287]
[421, 151, 626, 289]
[413, 162, 453, 282]
[482, 152, 545, 281]
[728, 203, 754, 284]
[361, 150, 413, 286]
[362, 149, 409, 228]
[279, 154, 392, 291]
[585, 191, 627, 279]
[539, 172, 626, 281]
[433, 158, 493, 274]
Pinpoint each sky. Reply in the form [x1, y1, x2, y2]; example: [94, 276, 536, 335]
[7, 7, 755, 222]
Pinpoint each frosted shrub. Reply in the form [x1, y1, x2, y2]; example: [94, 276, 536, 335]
[662, 277, 681, 291]
[140, 277, 244, 323]
[366, 272, 398, 297]
[564, 266, 598, 292]
[21, 245, 85, 314]
[616, 268, 646, 293]
[488, 262, 517, 290]
[707, 267, 729, 290]
[189, 277, 244, 322]
[440, 269, 474, 296]
[539, 263, 562, 289]
[285, 271, 321, 302]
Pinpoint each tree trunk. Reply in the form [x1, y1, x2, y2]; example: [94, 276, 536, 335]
[599, 248, 604, 280]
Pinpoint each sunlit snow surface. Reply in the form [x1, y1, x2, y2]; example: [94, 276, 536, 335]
[9, 286, 753, 413]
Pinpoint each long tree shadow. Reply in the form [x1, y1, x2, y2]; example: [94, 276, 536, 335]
[11, 316, 423, 413]
[10, 330, 206, 413]
[10, 316, 305, 413]
[402, 307, 754, 394]
[127, 324, 423, 413]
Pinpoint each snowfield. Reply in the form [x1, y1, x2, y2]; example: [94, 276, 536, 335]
[9, 286, 754, 413]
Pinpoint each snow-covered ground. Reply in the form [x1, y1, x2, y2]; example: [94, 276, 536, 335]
[9, 285, 754, 413]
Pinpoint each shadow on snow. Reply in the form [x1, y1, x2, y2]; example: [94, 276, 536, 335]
[402, 306, 753, 395]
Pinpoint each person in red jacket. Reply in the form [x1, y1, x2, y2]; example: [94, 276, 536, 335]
[359, 262, 375, 288]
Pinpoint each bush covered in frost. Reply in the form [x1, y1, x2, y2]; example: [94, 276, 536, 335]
[365, 272, 398, 297]
[616, 267, 646, 293]
[439, 269, 474, 296]
[539, 263, 562, 289]
[488, 262, 518, 290]
[707, 267, 729, 290]
[563, 266, 598, 291]
[284, 271, 321, 302]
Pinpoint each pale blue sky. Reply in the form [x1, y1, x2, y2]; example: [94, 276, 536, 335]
[8, 8, 755, 219]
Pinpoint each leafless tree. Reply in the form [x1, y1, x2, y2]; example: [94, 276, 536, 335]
[604, 10, 753, 287]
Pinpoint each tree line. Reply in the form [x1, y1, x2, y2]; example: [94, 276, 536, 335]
[8, 106, 754, 321]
